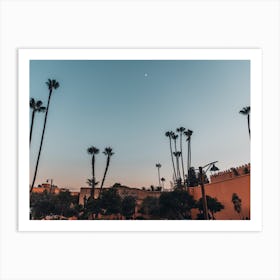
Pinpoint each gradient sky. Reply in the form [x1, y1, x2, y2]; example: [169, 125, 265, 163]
[30, 60, 250, 191]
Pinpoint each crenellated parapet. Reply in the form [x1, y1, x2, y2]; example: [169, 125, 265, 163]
[210, 163, 250, 183]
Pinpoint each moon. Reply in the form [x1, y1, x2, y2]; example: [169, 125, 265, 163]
[144, 73, 148, 77]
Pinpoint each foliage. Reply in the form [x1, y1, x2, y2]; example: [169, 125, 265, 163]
[196, 195, 224, 219]
[99, 188, 122, 215]
[139, 196, 160, 218]
[232, 193, 242, 218]
[159, 190, 196, 219]
[30, 190, 78, 219]
[121, 196, 136, 219]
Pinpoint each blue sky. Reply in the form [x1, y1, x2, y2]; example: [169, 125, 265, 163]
[30, 60, 250, 191]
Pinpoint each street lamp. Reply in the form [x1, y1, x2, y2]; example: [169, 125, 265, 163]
[198, 161, 219, 220]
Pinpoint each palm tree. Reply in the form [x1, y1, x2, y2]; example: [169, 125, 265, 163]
[87, 146, 100, 199]
[176, 127, 186, 184]
[165, 131, 176, 181]
[30, 79, 60, 193]
[29, 98, 46, 144]
[161, 177, 166, 190]
[155, 163, 162, 187]
[172, 133, 181, 180]
[99, 147, 114, 198]
[173, 151, 182, 184]
[239, 106, 250, 138]
[184, 129, 193, 179]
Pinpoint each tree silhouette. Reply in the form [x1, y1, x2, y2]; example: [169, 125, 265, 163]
[161, 177, 166, 190]
[29, 98, 46, 144]
[196, 195, 224, 219]
[173, 151, 182, 185]
[184, 129, 193, 177]
[232, 193, 242, 219]
[155, 163, 162, 187]
[87, 146, 99, 199]
[239, 106, 250, 138]
[165, 131, 176, 181]
[176, 127, 186, 183]
[172, 133, 181, 181]
[99, 147, 114, 198]
[121, 196, 136, 219]
[159, 189, 196, 219]
[30, 79, 60, 193]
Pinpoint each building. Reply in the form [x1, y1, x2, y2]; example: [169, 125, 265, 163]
[188, 163, 250, 219]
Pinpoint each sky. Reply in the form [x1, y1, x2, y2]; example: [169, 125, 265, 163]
[30, 60, 250, 191]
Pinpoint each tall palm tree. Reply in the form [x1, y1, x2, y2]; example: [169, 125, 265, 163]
[99, 147, 114, 198]
[184, 129, 193, 174]
[87, 146, 100, 199]
[172, 133, 181, 180]
[30, 79, 60, 193]
[176, 127, 186, 183]
[155, 163, 162, 187]
[29, 98, 46, 144]
[173, 151, 181, 183]
[165, 131, 176, 181]
[239, 106, 250, 138]
[161, 177, 166, 190]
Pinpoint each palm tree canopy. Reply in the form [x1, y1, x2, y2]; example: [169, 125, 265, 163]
[103, 147, 114, 157]
[171, 133, 178, 140]
[30, 98, 46, 112]
[176, 127, 186, 133]
[46, 79, 60, 90]
[184, 129, 193, 137]
[173, 151, 181, 157]
[156, 163, 162, 168]
[30, 98, 36, 108]
[87, 146, 99, 155]
[239, 106, 250, 115]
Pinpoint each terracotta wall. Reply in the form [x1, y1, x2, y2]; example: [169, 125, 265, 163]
[188, 174, 250, 220]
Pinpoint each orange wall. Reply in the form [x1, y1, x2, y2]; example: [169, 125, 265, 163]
[188, 174, 250, 220]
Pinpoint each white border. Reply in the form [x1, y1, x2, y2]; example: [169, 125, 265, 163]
[18, 49, 262, 231]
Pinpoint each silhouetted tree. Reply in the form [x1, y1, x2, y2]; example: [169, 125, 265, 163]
[99, 147, 114, 198]
[196, 195, 224, 219]
[159, 189, 196, 219]
[30, 79, 60, 193]
[184, 129, 193, 176]
[239, 106, 250, 138]
[155, 163, 162, 187]
[176, 127, 186, 182]
[172, 133, 181, 180]
[121, 196, 136, 219]
[161, 177, 166, 190]
[87, 146, 99, 199]
[29, 98, 46, 144]
[139, 196, 160, 219]
[165, 131, 176, 181]
[99, 188, 122, 216]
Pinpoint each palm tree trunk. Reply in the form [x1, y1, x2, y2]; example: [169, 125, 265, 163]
[30, 90, 52, 193]
[91, 155, 95, 199]
[30, 110, 35, 144]
[157, 167, 161, 187]
[179, 132, 185, 183]
[169, 137, 176, 180]
[176, 156, 181, 182]
[187, 139, 191, 172]
[99, 157, 110, 198]
[247, 115, 250, 138]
